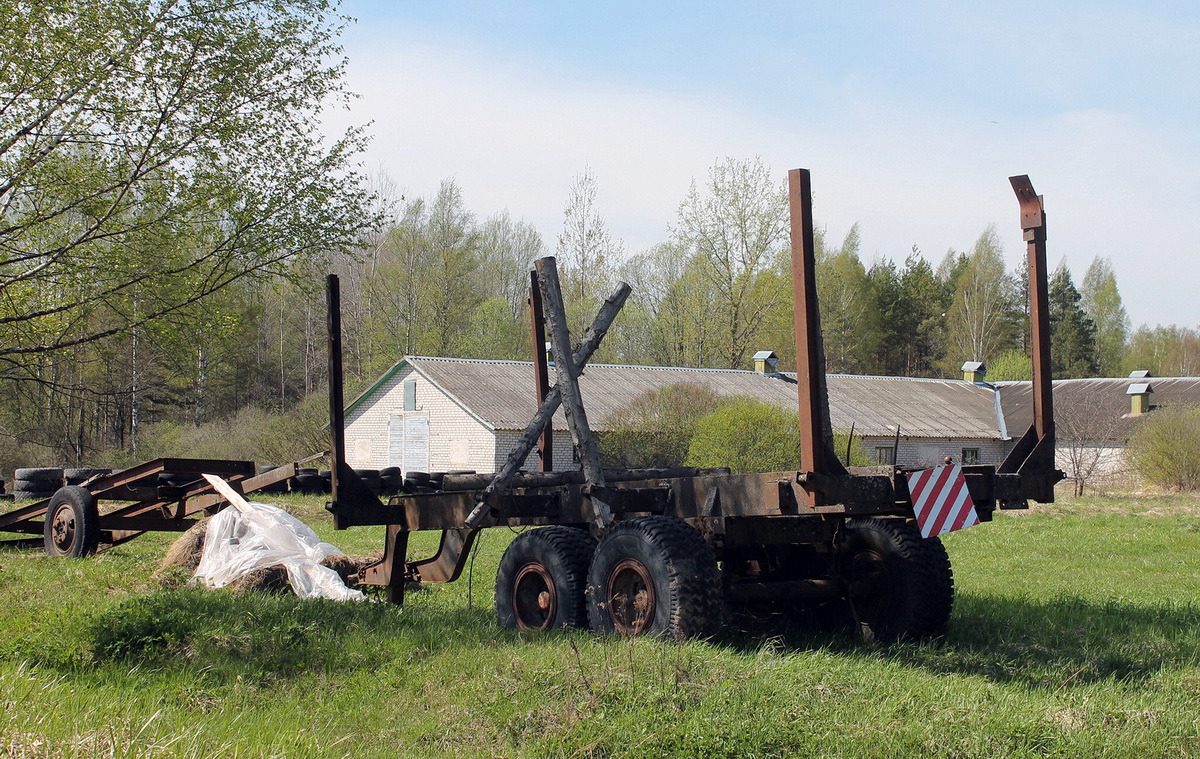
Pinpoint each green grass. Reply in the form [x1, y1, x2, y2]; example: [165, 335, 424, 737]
[2, 494, 1200, 757]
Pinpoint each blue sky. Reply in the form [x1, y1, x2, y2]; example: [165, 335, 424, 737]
[330, 1, 1200, 329]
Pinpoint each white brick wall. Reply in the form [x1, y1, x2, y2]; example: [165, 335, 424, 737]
[861, 436, 1009, 467]
[492, 430, 580, 473]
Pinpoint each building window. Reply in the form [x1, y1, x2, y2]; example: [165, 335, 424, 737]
[403, 380, 416, 411]
[961, 447, 980, 465]
[874, 446, 896, 465]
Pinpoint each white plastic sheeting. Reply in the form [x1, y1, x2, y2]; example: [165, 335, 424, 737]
[191, 474, 365, 602]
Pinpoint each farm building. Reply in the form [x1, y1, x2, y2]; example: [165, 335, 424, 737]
[342, 356, 1016, 473]
[343, 356, 1200, 481]
[997, 375, 1200, 488]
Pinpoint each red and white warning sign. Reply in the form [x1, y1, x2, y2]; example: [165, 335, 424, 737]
[906, 465, 980, 538]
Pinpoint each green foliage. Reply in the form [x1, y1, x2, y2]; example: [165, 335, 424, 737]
[1129, 404, 1200, 491]
[685, 397, 801, 473]
[941, 226, 1022, 374]
[1081, 256, 1129, 376]
[817, 224, 880, 373]
[672, 156, 791, 368]
[869, 251, 949, 377]
[557, 167, 622, 344]
[1123, 324, 1200, 377]
[0, 0, 379, 368]
[985, 349, 1032, 381]
[1049, 264, 1100, 378]
[133, 392, 328, 466]
[600, 383, 724, 468]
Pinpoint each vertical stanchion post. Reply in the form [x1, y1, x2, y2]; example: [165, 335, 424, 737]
[529, 270, 553, 472]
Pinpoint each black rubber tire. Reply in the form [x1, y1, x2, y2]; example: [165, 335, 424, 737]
[294, 473, 325, 494]
[496, 526, 597, 630]
[43, 486, 100, 558]
[63, 468, 110, 483]
[12, 479, 54, 492]
[587, 516, 722, 639]
[836, 517, 954, 642]
[13, 489, 55, 501]
[379, 466, 401, 477]
[15, 467, 63, 483]
[382, 474, 403, 495]
[405, 471, 430, 483]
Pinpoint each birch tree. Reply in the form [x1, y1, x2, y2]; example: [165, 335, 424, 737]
[942, 226, 1020, 371]
[1080, 256, 1129, 376]
[673, 156, 790, 369]
[0, 0, 379, 378]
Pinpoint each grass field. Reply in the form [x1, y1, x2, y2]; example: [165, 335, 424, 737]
[2, 492, 1200, 758]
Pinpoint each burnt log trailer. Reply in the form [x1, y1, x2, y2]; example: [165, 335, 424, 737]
[328, 170, 1063, 641]
[0, 458, 314, 557]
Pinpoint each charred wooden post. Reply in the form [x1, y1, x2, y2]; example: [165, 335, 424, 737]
[463, 275, 630, 528]
[529, 269, 553, 472]
[534, 257, 612, 529]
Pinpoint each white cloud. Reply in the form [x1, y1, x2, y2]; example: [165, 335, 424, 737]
[329, 35, 1200, 329]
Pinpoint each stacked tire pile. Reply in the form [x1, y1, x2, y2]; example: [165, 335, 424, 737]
[265, 467, 478, 497]
[66, 468, 111, 486]
[291, 467, 326, 495]
[12, 468, 64, 501]
[11, 467, 113, 501]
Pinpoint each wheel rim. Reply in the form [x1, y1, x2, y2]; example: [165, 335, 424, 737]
[48, 504, 77, 555]
[606, 559, 656, 634]
[845, 547, 892, 636]
[512, 563, 557, 630]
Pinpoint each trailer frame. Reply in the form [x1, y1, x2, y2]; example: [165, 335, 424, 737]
[320, 169, 1065, 639]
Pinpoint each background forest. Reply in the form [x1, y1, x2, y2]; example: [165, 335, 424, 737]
[2, 3, 1197, 474]
[4, 156, 1197, 473]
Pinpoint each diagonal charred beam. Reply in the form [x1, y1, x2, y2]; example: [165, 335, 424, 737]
[463, 266, 631, 529]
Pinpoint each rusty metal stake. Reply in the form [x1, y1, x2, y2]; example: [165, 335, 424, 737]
[788, 169, 848, 508]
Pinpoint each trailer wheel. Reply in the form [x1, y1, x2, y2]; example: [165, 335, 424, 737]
[837, 517, 954, 642]
[43, 486, 100, 558]
[495, 526, 596, 631]
[587, 516, 721, 639]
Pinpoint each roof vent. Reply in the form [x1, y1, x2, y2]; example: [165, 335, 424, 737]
[1127, 381, 1154, 415]
[961, 361, 987, 383]
[1128, 369, 1151, 379]
[753, 350, 779, 375]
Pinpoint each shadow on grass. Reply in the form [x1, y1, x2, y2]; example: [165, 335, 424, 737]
[36, 582, 1200, 693]
[23, 587, 504, 683]
[721, 591, 1200, 689]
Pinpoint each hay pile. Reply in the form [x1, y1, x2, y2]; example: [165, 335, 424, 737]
[156, 518, 380, 594]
